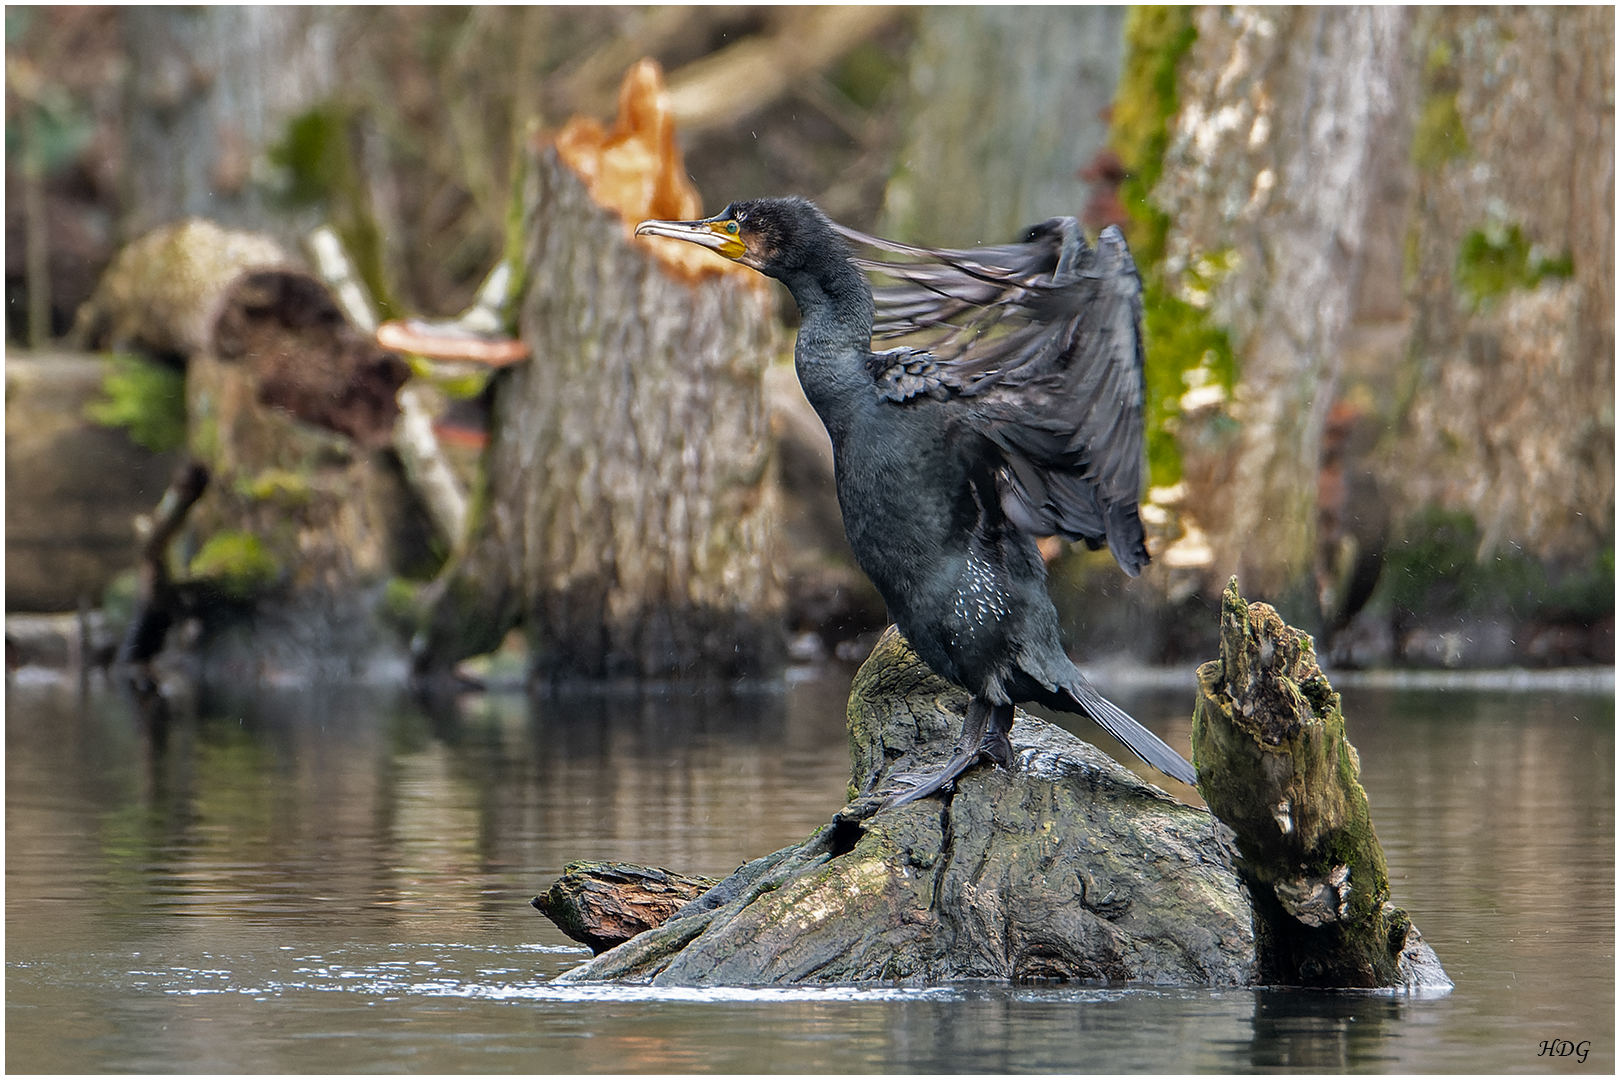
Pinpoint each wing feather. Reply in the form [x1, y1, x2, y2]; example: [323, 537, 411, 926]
[837, 219, 1150, 576]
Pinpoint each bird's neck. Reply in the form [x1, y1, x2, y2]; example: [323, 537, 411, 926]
[779, 255, 874, 429]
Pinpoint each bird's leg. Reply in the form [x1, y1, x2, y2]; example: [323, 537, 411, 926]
[980, 701, 1015, 770]
[884, 696, 1004, 808]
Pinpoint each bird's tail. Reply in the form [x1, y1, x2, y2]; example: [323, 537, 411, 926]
[1066, 679, 1198, 787]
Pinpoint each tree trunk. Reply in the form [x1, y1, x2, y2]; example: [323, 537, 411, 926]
[1191, 579, 1448, 988]
[1131, 7, 1612, 666]
[879, 7, 1126, 246]
[1151, 7, 1410, 618]
[1384, 7, 1614, 570]
[419, 69, 784, 682]
[118, 7, 337, 248]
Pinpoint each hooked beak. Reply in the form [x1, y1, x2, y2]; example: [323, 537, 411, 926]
[634, 214, 747, 261]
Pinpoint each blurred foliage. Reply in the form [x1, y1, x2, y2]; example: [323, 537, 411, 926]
[4, 10, 97, 175]
[189, 531, 281, 599]
[1455, 222, 1573, 309]
[102, 567, 140, 630]
[829, 39, 905, 112]
[1108, 6, 1235, 488]
[1383, 507, 1612, 621]
[84, 354, 188, 453]
[268, 107, 349, 206]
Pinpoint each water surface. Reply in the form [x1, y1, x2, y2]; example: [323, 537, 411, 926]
[6, 665, 1612, 1072]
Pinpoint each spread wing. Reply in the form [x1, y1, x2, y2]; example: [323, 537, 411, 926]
[836, 218, 1150, 576]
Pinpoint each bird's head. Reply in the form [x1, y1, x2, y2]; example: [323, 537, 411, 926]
[635, 197, 834, 279]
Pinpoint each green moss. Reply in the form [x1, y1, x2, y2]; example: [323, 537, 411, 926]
[405, 353, 491, 399]
[1106, 7, 1237, 488]
[1456, 223, 1573, 308]
[102, 568, 140, 628]
[188, 531, 281, 599]
[268, 105, 398, 319]
[1111, 6, 1198, 270]
[377, 576, 423, 637]
[235, 467, 312, 507]
[1140, 286, 1236, 484]
[268, 108, 346, 205]
[1411, 35, 1468, 172]
[1411, 93, 1468, 172]
[84, 354, 187, 454]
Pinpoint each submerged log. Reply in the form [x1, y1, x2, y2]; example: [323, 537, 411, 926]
[543, 594, 1450, 990]
[1191, 578, 1449, 989]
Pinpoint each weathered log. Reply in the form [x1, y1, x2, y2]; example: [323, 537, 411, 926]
[1191, 578, 1450, 989]
[418, 62, 784, 682]
[545, 600, 1450, 990]
[532, 862, 720, 955]
[552, 627, 1255, 986]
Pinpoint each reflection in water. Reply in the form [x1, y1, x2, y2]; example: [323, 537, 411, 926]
[5, 668, 1613, 1073]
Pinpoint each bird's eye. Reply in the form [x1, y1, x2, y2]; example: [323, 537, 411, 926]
[725, 221, 739, 235]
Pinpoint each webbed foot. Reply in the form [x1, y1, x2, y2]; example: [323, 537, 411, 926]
[882, 698, 1016, 808]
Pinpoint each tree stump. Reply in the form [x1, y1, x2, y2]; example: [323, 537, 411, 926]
[418, 62, 784, 682]
[75, 219, 424, 678]
[542, 598, 1450, 990]
[1191, 578, 1450, 988]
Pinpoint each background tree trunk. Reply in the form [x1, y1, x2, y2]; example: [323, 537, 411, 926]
[420, 141, 783, 682]
[1130, 6, 1612, 666]
[878, 6, 1125, 247]
[1150, 7, 1411, 619]
[119, 7, 337, 248]
[1380, 8, 1614, 576]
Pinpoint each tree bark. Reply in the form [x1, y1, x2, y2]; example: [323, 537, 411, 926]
[118, 7, 338, 248]
[1385, 7, 1614, 567]
[419, 124, 784, 681]
[532, 862, 720, 956]
[1152, 7, 1410, 616]
[879, 7, 1126, 247]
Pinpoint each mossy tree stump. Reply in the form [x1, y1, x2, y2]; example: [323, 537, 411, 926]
[76, 219, 425, 677]
[1191, 578, 1449, 988]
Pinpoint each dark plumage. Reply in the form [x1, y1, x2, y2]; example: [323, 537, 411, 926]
[637, 197, 1197, 799]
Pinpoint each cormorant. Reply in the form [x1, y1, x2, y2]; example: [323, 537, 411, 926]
[636, 198, 1197, 801]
